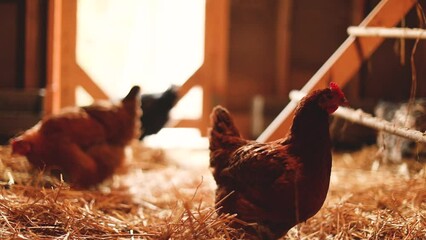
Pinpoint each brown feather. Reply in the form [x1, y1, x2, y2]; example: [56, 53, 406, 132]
[209, 84, 347, 239]
[10, 86, 141, 188]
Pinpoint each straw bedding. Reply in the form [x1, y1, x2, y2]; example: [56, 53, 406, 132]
[0, 143, 424, 239]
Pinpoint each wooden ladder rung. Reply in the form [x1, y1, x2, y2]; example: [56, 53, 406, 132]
[348, 26, 426, 39]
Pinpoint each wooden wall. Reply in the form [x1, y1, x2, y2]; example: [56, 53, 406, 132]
[224, 0, 426, 138]
[228, 0, 278, 112]
[0, 0, 48, 144]
[226, 0, 357, 138]
[360, 0, 426, 102]
[0, 0, 47, 89]
[2, 0, 426, 140]
[0, 0, 25, 88]
[226, 0, 280, 137]
[288, 0, 353, 90]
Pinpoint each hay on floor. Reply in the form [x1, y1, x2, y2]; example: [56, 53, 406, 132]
[0, 143, 425, 239]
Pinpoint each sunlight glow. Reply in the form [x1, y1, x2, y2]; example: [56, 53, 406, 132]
[76, 0, 205, 98]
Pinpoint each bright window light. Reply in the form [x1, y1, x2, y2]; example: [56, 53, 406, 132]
[76, 0, 205, 101]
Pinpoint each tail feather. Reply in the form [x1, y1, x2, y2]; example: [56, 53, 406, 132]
[209, 106, 245, 173]
[122, 86, 141, 114]
[121, 86, 142, 140]
[124, 86, 141, 101]
[210, 105, 240, 139]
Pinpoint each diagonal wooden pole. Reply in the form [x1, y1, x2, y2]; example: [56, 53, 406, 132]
[257, 0, 417, 142]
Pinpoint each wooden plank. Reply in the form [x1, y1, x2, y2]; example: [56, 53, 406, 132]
[76, 66, 108, 100]
[175, 0, 230, 135]
[257, 0, 417, 142]
[275, 0, 293, 96]
[173, 119, 202, 129]
[0, 1, 22, 88]
[24, 0, 42, 89]
[59, 0, 78, 108]
[45, 0, 62, 115]
[45, 0, 109, 114]
[0, 89, 44, 112]
[201, 0, 229, 135]
[178, 68, 202, 99]
[173, 68, 200, 128]
[205, 0, 229, 102]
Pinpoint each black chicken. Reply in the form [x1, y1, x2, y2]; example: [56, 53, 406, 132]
[140, 85, 179, 139]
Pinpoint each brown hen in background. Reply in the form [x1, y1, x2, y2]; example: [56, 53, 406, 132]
[10, 86, 141, 188]
[209, 83, 348, 239]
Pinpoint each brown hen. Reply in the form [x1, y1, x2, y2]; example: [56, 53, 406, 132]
[209, 83, 348, 239]
[10, 86, 141, 188]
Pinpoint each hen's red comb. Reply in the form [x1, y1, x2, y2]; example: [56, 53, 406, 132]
[329, 82, 345, 98]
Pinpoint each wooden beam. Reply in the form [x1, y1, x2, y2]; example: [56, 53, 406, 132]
[348, 26, 426, 39]
[193, 0, 229, 135]
[275, 0, 293, 96]
[178, 68, 202, 98]
[45, 0, 77, 111]
[174, 0, 229, 134]
[76, 66, 108, 100]
[205, 0, 229, 103]
[172, 119, 202, 129]
[24, 0, 43, 89]
[45, 0, 62, 115]
[174, 68, 202, 130]
[45, 0, 109, 113]
[59, 0, 78, 108]
[257, 0, 417, 142]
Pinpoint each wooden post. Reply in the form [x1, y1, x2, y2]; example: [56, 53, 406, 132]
[257, 0, 417, 142]
[203, 0, 229, 134]
[45, 0, 108, 115]
[24, 0, 43, 89]
[59, 0, 78, 108]
[275, 0, 293, 96]
[45, 0, 62, 115]
[175, 0, 230, 135]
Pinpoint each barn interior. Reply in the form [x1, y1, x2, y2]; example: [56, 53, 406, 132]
[0, 0, 425, 239]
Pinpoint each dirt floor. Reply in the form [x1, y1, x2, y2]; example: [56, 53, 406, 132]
[0, 139, 425, 239]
